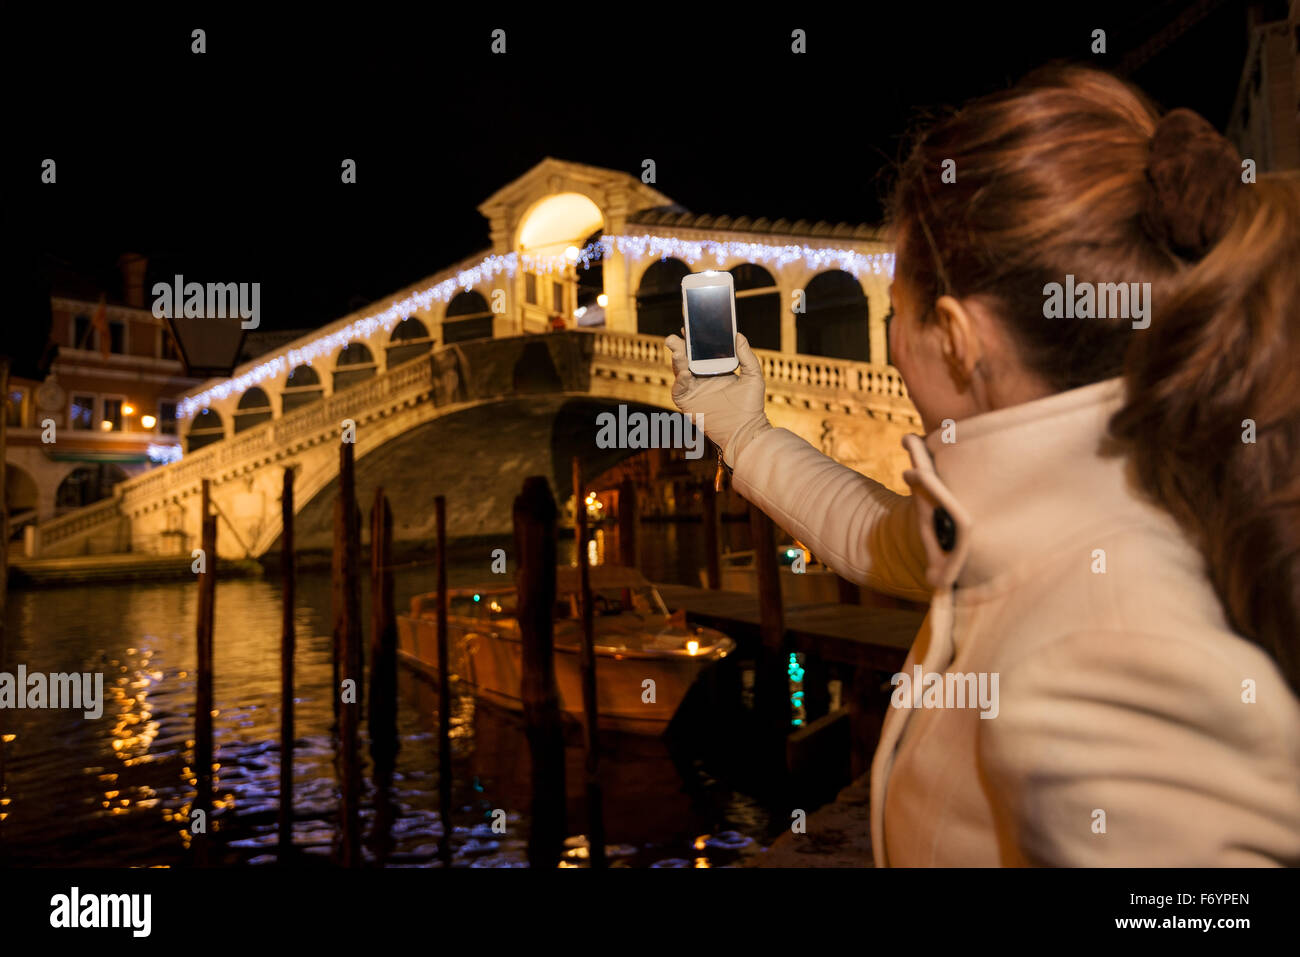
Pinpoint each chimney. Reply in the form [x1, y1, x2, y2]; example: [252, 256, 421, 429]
[118, 253, 148, 308]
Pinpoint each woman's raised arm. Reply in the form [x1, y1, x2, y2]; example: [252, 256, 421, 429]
[666, 333, 931, 601]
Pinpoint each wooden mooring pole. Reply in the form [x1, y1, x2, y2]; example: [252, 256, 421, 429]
[435, 495, 453, 864]
[335, 440, 363, 867]
[748, 501, 792, 737]
[514, 477, 566, 868]
[573, 458, 606, 868]
[279, 467, 296, 860]
[195, 478, 218, 865]
[369, 487, 398, 763]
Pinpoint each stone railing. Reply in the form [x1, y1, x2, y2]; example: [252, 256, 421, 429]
[587, 328, 912, 405]
[118, 352, 439, 513]
[35, 497, 123, 551]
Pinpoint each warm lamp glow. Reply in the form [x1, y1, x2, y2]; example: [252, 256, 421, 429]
[122, 404, 135, 416]
[141, 415, 157, 429]
[564, 245, 580, 262]
[99, 420, 113, 431]
[596, 293, 608, 308]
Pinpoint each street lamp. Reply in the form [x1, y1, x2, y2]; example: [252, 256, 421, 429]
[162, 313, 248, 378]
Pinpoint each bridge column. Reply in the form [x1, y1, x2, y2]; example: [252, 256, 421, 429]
[602, 248, 637, 334]
[779, 265, 814, 355]
[862, 276, 891, 366]
[600, 190, 636, 335]
[779, 278, 798, 354]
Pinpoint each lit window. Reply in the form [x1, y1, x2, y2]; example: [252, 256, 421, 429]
[70, 395, 95, 430]
[102, 398, 123, 431]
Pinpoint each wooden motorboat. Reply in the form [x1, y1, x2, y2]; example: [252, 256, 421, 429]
[397, 564, 734, 734]
[705, 543, 844, 603]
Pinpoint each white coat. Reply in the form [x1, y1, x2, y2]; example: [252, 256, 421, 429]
[729, 376, 1300, 865]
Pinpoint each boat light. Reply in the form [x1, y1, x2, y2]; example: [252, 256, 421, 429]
[686, 639, 699, 656]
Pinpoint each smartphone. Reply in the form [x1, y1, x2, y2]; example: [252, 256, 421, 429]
[681, 271, 739, 375]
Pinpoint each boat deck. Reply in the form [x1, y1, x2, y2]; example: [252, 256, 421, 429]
[653, 583, 923, 671]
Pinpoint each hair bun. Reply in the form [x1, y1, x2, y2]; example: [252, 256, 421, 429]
[1139, 108, 1242, 260]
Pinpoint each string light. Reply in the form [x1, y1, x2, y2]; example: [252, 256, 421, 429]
[147, 443, 183, 464]
[178, 234, 894, 419]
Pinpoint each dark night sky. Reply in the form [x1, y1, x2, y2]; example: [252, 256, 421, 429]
[6, 1, 1274, 368]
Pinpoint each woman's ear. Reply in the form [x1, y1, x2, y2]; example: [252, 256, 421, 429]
[933, 294, 982, 384]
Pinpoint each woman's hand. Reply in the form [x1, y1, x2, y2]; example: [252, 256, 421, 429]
[664, 331, 772, 467]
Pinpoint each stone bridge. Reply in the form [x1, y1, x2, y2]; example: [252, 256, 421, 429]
[27, 329, 918, 560]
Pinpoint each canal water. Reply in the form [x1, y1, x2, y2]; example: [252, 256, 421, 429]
[0, 522, 814, 868]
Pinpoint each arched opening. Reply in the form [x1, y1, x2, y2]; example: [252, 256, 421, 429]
[387, 316, 433, 368]
[798, 270, 870, 362]
[443, 291, 493, 345]
[282, 364, 324, 413]
[234, 386, 273, 433]
[517, 192, 605, 333]
[185, 408, 226, 452]
[730, 263, 781, 351]
[333, 342, 377, 391]
[636, 259, 691, 337]
[56, 463, 128, 511]
[5, 464, 39, 539]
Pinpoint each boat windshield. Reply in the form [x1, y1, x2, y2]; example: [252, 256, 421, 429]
[585, 585, 668, 617]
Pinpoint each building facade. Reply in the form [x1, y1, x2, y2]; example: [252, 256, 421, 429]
[5, 254, 200, 538]
[1227, 1, 1300, 172]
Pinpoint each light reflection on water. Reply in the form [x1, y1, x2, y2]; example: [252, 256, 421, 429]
[0, 541, 783, 867]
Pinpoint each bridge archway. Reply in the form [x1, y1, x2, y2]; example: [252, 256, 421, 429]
[636, 259, 691, 337]
[333, 342, 377, 391]
[444, 291, 493, 344]
[5, 463, 38, 538]
[278, 394, 680, 555]
[515, 192, 606, 332]
[56, 463, 127, 511]
[186, 408, 225, 452]
[798, 269, 871, 362]
[387, 317, 433, 368]
[283, 364, 324, 413]
[731, 263, 781, 350]
[234, 387, 273, 433]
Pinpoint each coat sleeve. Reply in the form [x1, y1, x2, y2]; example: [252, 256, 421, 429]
[729, 426, 932, 601]
[977, 629, 1300, 866]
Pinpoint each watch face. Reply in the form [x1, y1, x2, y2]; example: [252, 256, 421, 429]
[36, 381, 66, 411]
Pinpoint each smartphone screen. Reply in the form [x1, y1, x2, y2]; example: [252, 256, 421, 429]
[685, 285, 736, 359]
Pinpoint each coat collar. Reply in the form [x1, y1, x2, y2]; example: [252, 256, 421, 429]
[901, 377, 1131, 590]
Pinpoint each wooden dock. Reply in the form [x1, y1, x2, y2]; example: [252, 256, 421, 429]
[655, 581, 926, 781]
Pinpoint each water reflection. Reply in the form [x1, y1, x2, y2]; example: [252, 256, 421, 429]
[0, 538, 789, 867]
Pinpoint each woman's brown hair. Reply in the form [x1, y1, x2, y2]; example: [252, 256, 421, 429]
[888, 64, 1300, 694]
